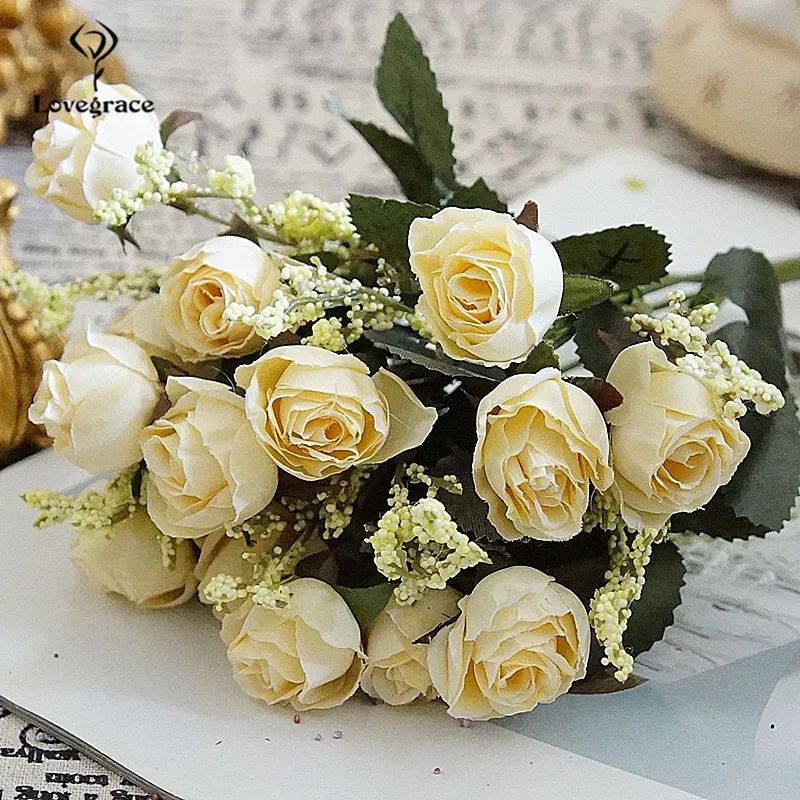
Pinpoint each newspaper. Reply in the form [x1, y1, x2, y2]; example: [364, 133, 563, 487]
[1, 0, 799, 794]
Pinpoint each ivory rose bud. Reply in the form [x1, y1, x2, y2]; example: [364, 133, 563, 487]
[29, 325, 162, 475]
[25, 77, 160, 223]
[111, 295, 187, 367]
[141, 377, 278, 539]
[427, 566, 590, 720]
[220, 579, 364, 710]
[235, 345, 437, 481]
[361, 588, 461, 706]
[71, 510, 198, 608]
[606, 341, 750, 531]
[473, 369, 613, 542]
[160, 236, 281, 362]
[408, 207, 563, 367]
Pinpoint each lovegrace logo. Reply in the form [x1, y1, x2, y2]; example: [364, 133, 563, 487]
[69, 20, 118, 91]
[33, 20, 155, 116]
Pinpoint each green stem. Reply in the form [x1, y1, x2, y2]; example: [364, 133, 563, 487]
[773, 256, 800, 284]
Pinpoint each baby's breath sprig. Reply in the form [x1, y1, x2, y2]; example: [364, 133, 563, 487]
[628, 290, 784, 420]
[318, 466, 374, 540]
[367, 464, 486, 605]
[23, 465, 140, 531]
[203, 534, 310, 612]
[588, 522, 669, 683]
[224, 255, 415, 345]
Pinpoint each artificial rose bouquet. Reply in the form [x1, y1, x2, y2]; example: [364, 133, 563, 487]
[15, 14, 800, 720]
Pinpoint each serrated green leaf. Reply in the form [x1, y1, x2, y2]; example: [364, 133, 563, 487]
[348, 194, 436, 297]
[375, 13, 456, 188]
[431, 449, 500, 542]
[559, 274, 614, 315]
[714, 320, 800, 531]
[444, 178, 507, 213]
[512, 341, 559, 375]
[573, 301, 640, 378]
[364, 326, 506, 382]
[623, 538, 685, 659]
[336, 583, 393, 633]
[343, 117, 442, 205]
[691, 250, 800, 531]
[672, 494, 770, 541]
[553, 225, 671, 289]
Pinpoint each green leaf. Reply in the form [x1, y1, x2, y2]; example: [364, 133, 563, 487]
[330, 105, 441, 205]
[348, 194, 436, 297]
[672, 494, 770, 541]
[512, 341, 560, 375]
[336, 583, 394, 633]
[622, 538, 685, 659]
[375, 13, 456, 188]
[444, 178, 507, 213]
[559, 274, 614, 315]
[159, 108, 202, 144]
[691, 249, 800, 531]
[432, 449, 500, 542]
[553, 225, 671, 289]
[573, 301, 640, 378]
[364, 326, 505, 383]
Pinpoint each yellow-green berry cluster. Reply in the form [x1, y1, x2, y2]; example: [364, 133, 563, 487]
[23, 466, 139, 531]
[589, 525, 668, 682]
[260, 190, 358, 253]
[0, 271, 75, 339]
[224, 255, 410, 343]
[368, 476, 489, 606]
[677, 339, 784, 419]
[317, 466, 374, 539]
[628, 291, 718, 355]
[207, 155, 256, 200]
[582, 492, 623, 533]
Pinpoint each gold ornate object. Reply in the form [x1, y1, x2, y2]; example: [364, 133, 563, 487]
[0, 0, 127, 142]
[0, 178, 64, 465]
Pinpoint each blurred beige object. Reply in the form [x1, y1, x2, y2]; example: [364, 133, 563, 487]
[0, 0, 126, 142]
[653, 0, 800, 177]
[0, 178, 64, 465]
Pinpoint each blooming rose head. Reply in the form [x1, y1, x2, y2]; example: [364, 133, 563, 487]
[235, 346, 437, 481]
[160, 236, 282, 362]
[29, 324, 162, 475]
[408, 207, 563, 367]
[71, 509, 198, 608]
[24, 77, 160, 222]
[220, 579, 364, 710]
[361, 588, 461, 706]
[606, 341, 750, 531]
[473, 370, 613, 541]
[427, 566, 590, 720]
[141, 377, 278, 539]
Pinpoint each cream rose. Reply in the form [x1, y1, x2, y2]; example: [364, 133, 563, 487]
[427, 566, 590, 720]
[361, 588, 461, 706]
[220, 579, 364, 710]
[235, 345, 437, 481]
[24, 77, 160, 223]
[71, 509, 198, 608]
[473, 369, 613, 541]
[408, 207, 563, 367]
[606, 341, 750, 531]
[111, 295, 186, 367]
[141, 377, 278, 539]
[29, 324, 162, 475]
[159, 236, 281, 362]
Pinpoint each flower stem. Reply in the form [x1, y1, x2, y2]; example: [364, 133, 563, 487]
[773, 256, 800, 284]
